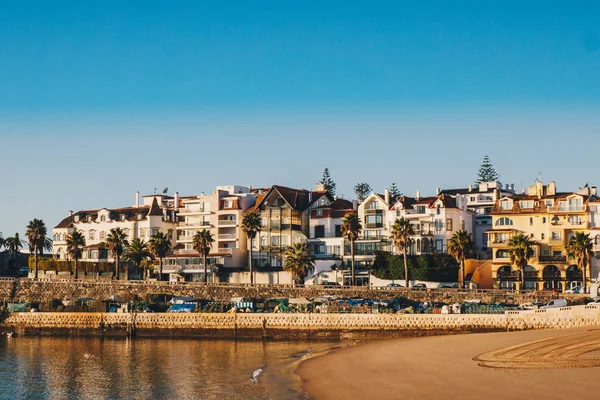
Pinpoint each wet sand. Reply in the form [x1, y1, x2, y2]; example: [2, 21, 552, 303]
[297, 327, 600, 400]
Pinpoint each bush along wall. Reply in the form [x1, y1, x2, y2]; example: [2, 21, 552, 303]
[371, 253, 459, 282]
[29, 258, 115, 274]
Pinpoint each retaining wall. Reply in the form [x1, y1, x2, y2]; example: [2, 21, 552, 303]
[3, 304, 599, 340]
[0, 279, 581, 306]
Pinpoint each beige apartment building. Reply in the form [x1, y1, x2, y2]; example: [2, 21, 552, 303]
[489, 180, 600, 292]
[163, 185, 256, 281]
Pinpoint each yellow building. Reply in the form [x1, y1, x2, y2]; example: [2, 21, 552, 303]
[488, 180, 595, 292]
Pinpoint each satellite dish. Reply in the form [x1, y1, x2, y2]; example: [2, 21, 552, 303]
[163, 187, 168, 194]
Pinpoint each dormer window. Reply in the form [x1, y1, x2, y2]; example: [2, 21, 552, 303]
[120, 214, 126, 221]
[316, 209, 323, 217]
[87, 216, 92, 222]
[100, 215, 106, 222]
[436, 204, 441, 215]
[137, 214, 143, 220]
[74, 215, 79, 222]
[500, 200, 511, 210]
[520, 201, 534, 209]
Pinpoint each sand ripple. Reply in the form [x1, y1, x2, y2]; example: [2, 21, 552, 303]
[474, 329, 600, 369]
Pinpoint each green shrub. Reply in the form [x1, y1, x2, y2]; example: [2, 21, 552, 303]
[371, 254, 459, 282]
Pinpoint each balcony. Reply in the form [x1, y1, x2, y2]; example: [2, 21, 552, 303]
[179, 221, 212, 229]
[218, 219, 237, 227]
[179, 207, 211, 215]
[364, 209, 384, 215]
[523, 271, 539, 279]
[539, 255, 567, 263]
[218, 234, 237, 241]
[548, 205, 587, 213]
[365, 222, 384, 229]
[497, 271, 517, 280]
[216, 248, 234, 255]
[542, 270, 562, 279]
[488, 240, 508, 248]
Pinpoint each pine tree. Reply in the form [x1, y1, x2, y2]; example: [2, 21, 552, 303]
[318, 168, 336, 197]
[388, 183, 402, 203]
[354, 183, 372, 203]
[475, 155, 499, 184]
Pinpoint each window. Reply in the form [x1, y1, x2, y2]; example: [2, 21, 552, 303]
[334, 225, 342, 237]
[520, 201, 534, 209]
[470, 196, 476, 202]
[541, 233, 545, 240]
[568, 215, 582, 225]
[100, 215, 106, 222]
[120, 214, 126, 221]
[544, 200, 553, 207]
[529, 217, 534, 225]
[543, 217, 547, 224]
[496, 249, 510, 258]
[88, 231, 95, 240]
[568, 197, 583, 211]
[461, 220, 465, 230]
[500, 201, 511, 210]
[87, 216, 92, 222]
[495, 217, 514, 226]
[416, 206, 426, 214]
[551, 231, 561, 240]
[137, 214, 143, 220]
[370, 200, 378, 210]
[99, 231, 106, 240]
[366, 215, 382, 225]
[436, 204, 441, 215]
[151, 229, 159, 236]
[314, 225, 325, 238]
[553, 250, 563, 256]
[316, 209, 323, 217]
[140, 228, 147, 238]
[434, 220, 443, 232]
[496, 233, 508, 243]
[435, 240, 443, 251]
[446, 219, 453, 231]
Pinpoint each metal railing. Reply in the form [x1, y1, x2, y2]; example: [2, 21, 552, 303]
[218, 234, 236, 240]
[539, 255, 567, 263]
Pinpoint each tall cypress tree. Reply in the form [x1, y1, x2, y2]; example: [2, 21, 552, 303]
[318, 168, 336, 197]
[475, 155, 499, 184]
[388, 183, 402, 203]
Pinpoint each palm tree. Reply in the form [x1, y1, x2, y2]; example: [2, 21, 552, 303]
[5, 233, 27, 273]
[66, 230, 86, 279]
[105, 227, 129, 280]
[447, 230, 474, 288]
[507, 233, 535, 290]
[26, 219, 52, 279]
[192, 229, 215, 283]
[284, 242, 315, 285]
[341, 213, 362, 286]
[390, 218, 415, 288]
[149, 232, 171, 281]
[566, 232, 594, 293]
[123, 238, 153, 279]
[241, 211, 262, 284]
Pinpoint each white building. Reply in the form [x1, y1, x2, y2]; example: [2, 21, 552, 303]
[53, 192, 178, 277]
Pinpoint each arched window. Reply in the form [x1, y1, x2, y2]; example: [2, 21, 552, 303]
[495, 217, 514, 226]
[416, 239, 421, 252]
[568, 215, 582, 225]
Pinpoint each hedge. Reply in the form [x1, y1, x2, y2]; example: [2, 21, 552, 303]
[371, 253, 459, 282]
[29, 258, 115, 273]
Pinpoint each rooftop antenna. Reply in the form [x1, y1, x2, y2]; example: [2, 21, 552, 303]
[154, 187, 157, 194]
[538, 172, 542, 182]
[162, 187, 168, 194]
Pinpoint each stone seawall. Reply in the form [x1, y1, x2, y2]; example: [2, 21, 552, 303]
[3, 304, 599, 340]
[0, 279, 580, 306]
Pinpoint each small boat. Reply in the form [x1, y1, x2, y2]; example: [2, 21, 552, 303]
[6, 332, 15, 338]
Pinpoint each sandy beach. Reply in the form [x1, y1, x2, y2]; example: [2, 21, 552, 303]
[298, 327, 600, 400]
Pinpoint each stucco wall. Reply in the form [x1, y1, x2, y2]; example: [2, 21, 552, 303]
[3, 304, 599, 339]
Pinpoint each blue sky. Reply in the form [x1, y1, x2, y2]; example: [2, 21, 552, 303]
[1, 1, 600, 239]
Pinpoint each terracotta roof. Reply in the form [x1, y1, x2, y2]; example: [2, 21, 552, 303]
[54, 215, 74, 229]
[256, 185, 332, 212]
[429, 194, 457, 209]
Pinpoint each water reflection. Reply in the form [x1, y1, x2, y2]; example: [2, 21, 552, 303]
[0, 337, 329, 400]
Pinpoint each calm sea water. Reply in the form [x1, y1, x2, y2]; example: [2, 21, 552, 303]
[0, 336, 336, 400]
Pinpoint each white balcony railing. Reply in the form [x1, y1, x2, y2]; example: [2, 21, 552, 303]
[217, 248, 234, 254]
[218, 234, 236, 240]
[218, 219, 237, 226]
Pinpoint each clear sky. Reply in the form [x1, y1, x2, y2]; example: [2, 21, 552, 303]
[1, 1, 600, 239]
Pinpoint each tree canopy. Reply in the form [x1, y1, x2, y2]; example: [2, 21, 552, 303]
[475, 155, 499, 184]
[318, 168, 336, 197]
[353, 183, 372, 203]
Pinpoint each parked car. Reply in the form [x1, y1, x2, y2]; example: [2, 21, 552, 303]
[18, 267, 29, 278]
[411, 283, 427, 290]
[565, 286, 583, 294]
[540, 298, 568, 309]
[387, 283, 403, 288]
[439, 284, 458, 289]
[320, 281, 341, 287]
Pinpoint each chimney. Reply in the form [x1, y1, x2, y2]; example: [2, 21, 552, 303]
[352, 200, 358, 210]
[174, 191, 180, 208]
[416, 190, 421, 200]
[384, 189, 390, 204]
[548, 181, 556, 196]
[468, 185, 473, 192]
[592, 186, 598, 197]
[436, 187, 441, 195]
[136, 191, 140, 208]
[493, 188, 500, 200]
[69, 210, 73, 216]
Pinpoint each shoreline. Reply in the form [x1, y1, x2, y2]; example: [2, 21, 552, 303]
[296, 326, 600, 400]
